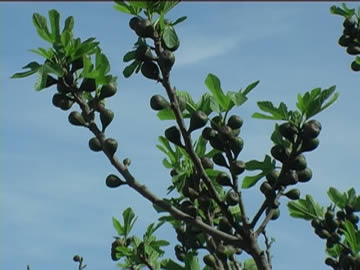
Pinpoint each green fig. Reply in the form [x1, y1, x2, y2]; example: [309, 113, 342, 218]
[100, 109, 114, 131]
[266, 208, 280, 220]
[106, 174, 124, 188]
[45, 75, 57, 88]
[289, 154, 307, 170]
[200, 157, 213, 169]
[212, 153, 228, 167]
[123, 158, 131, 167]
[70, 57, 83, 73]
[165, 126, 182, 146]
[57, 80, 69, 94]
[134, 19, 155, 38]
[285, 188, 300, 200]
[150, 95, 170, 111]
[73, 255, 81, 262]
[80, 78, 96, 92]
[129, 17, 140, 31]
[180, 200, 196, 217]
[68, 111, 86, 126]
[302, 119, 321, 139]
[301, 138, 319, 152]
[279, 170, 298, 186]
[88, 137, 102, 152]
[260, 182, 273, 197]
[325, 257, 337, 268]
[270, 144, 290, 162]
[230, 160, 245, 175]
[227, 115, 243, 129]
[209, 134, 225, 151]
[351, 60, 360, 71]
[347, 46, 360, 55]
[216, 172, 232, 186]
[158, 49, 175, 72]
[218, 125, 233, 141]
[210, 115, 223, 129]
[266, 169, 279, 186]
[296, 168, 312, 182]
[103, 138, 118, 157]
[338, 34, 353, 47]
[135, 45, 153, 62]
[279, 122, 298, 142]
[226, 191, 240, 206]
[188, 111, 208, 133]
[141, 61, 160, 80]
[203, 254, 217, 268]
[229, 137, 244, 158]
[99, 83, 117, 99]
[202, 127, 216, 140]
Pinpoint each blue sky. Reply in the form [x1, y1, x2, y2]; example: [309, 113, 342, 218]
[1, 2, 360, 270]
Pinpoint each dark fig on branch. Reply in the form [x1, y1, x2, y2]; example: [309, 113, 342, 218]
[135, 45, 153, 62]
[289, 154, 307, 170]
[150, 95, 170, 111]
[135, 19, 155, 38]
[188, 111, 208, 133]
[159, 50, 175, 72]
[218, 125, 233, 141]
[338, 34, 353, 47]
[175, 245, 186, 262]
[103, 138, 118, 157]
[100, 109, 114, 131]
[229, 137, 244, 158]
[227, 115, 243, 130]
[266, 169, 279, 186]
[230, 160, 245, 175]
[106, 174, 124, 188]
[210, 115, 223, 129]
[57, 80, 69, 93]
[302, 119, 321, 139]
[301, 138, 319, 152]
[260, 182, 273, 197]
[99, 83, 117, 99]
[88, 137, 102, 152]
[296, 168, 312, 182]
[271, 144, 290, 162]
[226, 191, 240, 206]
[70, 57, 83, 73]
[200, 157, 213, 169]
[180, 200, 196, 217]
[279, 122, 298, 142]
[347, 46, 360, 55]
[212, 153, 228, 167]
[266, 208, 280, 220]
[45, 75, 57, 87]
[80, 78, 96, 92]
[129, 17, 140, 30]
[141, 61, 160, 81]
[209, 134, 225, 152]
[216, 172, 232, 186]
[68, 111, 86, 126]
[285, 188, 300, 200]
[165, 126, 182, 146]
[203, 254, 217, 268]
[351, 60, 360, 71]
[202, 127, 216, 140]
[279, 170, 298, 186]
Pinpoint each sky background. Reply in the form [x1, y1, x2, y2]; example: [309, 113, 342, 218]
[1, 2, 360, 270]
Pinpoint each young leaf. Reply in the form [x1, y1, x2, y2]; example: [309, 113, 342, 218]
[245, 155, 274, 171]
[161, 259, 185, 270]
[123, 60, 139, 78]
[327, 187, 347, 208]
[123, 50, 136, 62]
[242, 80, 260, 96]
[162, 26, 180, 51]
[112, 217, 124, 235]
[205, 73, 231, 111]
[253, 101, 289, 120]
[34, 66, 49, 91]
[113, 1, 133, 15]
[11, 62, 42, 78]
[342, 220, 360, 253]
[122, 207, 137, 238]
[330, 5, 347, 16]
[62, 16, 74, 33]
[184, 252, 200, 270]
[172, 16, 187, 26]
[287, 195, 324, 220]
[49, 9, 60, 43]
[241, 173, 265, 189]
[32, 13, 53, 43]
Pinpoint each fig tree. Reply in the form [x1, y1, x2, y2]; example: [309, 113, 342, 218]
[165, 126, 182, 146]
[216, 172, 232, 186]
[106, 174, 124, 188]
[284, 188, 300, 200]
[80, 78, 96, 92]
[141, 61, 160, 80]
[100, 109, 114, 131]
[227, 115, 243, 129]
[103, 138, 118, 157]
[212, 153, 228, 167]
[158, 49, 175, 72]
[88, 137, 102, 152]
[202, 127, 216, 140]
[302, 119, 321, 139]
[270, 144, 290, 162]
[230, 160, 245, 175]
[188, 111, 208, 133]
[296, 168, 312, 182]
[99, 83, 117, 99]
[68, 111, 86, 126]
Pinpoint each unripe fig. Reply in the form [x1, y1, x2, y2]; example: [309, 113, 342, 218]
[100, 109, 114, 131]
[260, 182, 273, 197]
[279, 122, 298, 142]
[70, 57, 83, 73]
[285, 188, 300, 200]
[301, 138, 319, 152]
[316, 228, 331, 239]
[210, 115, 223, 129]
[73, 255, 81, 262]
[227, 115, 243, 129]
[68, 111, 86, 126]
[141, 61, 160, 80]
[311, 218, 322, 229]
[266, 169, 279, 186]
[180, 200, 196, 217]
[80, 78, 96, 92]
[266, 207, 280, 220]
[175, 245, 186, 262]
[271, 144, 290, 162]
[134, 19, 155, 38]
[99, 83, 117, 99]
[203, 254, 217, 268]
[296, 168, 312, 182]
[279, 170, 298, 186]
[202, 127, 216, 140]
[226, 190, 240, 206]
[347, 46, 360, 55]
[103, 138, 118, 157]
[135, 45, 153, 62]
[351, 60, 360, 71]
[229, 137, 244, 158]
[230, 160, 245, 175]
[200, 157, 213, 169]
[123, 158, 131, 167]
[88, 137, 102, 152]
[218, 125, 233, 141]
[158, 49, 175, 72]
[188, 111, 208, 133]
[45, 75, 57, 87]
[289, 154, 307, 170]
[231, 128, 240, 137]
[345, 204, 354, 215]
[302, 119, 321, 139]
[106, 174, 124, 188]
[338, 34, 353, 47]
[150, 95, 170, 111]
[216, 172, 232, 186]
[197, 195, 211, 210]
[325, 257, 338, 268]
[212, 153, 228, 167]
[129, 17, 140, 31]
[165, 126, 182, 146]
[57, 80, 69, 93]
[209, 134, 225, 152]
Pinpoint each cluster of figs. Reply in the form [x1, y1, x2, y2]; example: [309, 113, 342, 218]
[313, 205, 360, 269]
[128, 16, 177, 80]
[338, 18, 360, 71]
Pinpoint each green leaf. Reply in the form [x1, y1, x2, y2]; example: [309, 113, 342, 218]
[245, 155, 274, 171]
[227, 91, 246, 107]
[62, 16, 74, 33]
[243, 80, 260, 96]
[32, 13, 53, 43]
[172, 16, 187, 26]
[330, 5, 347, 16]
[242, 173, 265, 189]
[49, 9, 60, 43]
[162, 1, 180, 14]
[11, 62, 42, 78]
[205, 73, 231, 111]
[194, 136, 207, 157]
[112, 217, 124, 235]
[123, 207, 137, 238]
[34, 66, 49, 91]
[29, 47, 55, 59]
[287, 195, 324, 220]
[128, 1, 148, 9]
[196, 93, 213, 115]
[123, 50, 136, 62]
[114, 1, 133, 14]
[61, 30, 72, 50]
[123, 61, 139, 78]
[161, 259, 184, 270]
[157, 109, 176, 120]
[342, 220, 360, 253]
[184, 253, 200, 270]
[255, 101, 289, 121]
[327, 187, 347, 208]
[252, 112, 277, 120]
[162, 158, 173, 169]
[162, 26, 180, 51]
[43, 61, 64, 77]
[243, 259, 257, 270]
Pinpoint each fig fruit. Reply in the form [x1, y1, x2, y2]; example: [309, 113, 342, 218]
[45, 75, 57, 88]
[80, 78, 96, 92]
[57, 81, 69, 94]
[229, 137, 244, 158]
[200, 157, 213, 169]
[188, 111, 208, 133]
[158, 50, 175, 72]
[284, 188, 300, 200]
[325, 257, 338, 268]
[351, 60, 360, 71]
[141, 61, 160, 80]
[266, 169, 279, 186]
[202, 127, 216, 140]
[106, 174, 124, 188]
[218, 125, 233, 141]
[150, 95, 170, 111]
[103, 138, 118, 157]
[210, 115, 223, 129]
[227, 115, 243, 129]
[180, 200, 196, 217]
[88, 137, 102, 152]
[226, 191, 240, 206]
[203, 254, 216, 268]
[135, 45, 153, 62]
[73, 255, 81, 262]
[212, 153, 228, 167]
[279, 170, 298, 186]
[338, 34, 353, 47]
[296, 168, 312, 182]
[100, 109, 114, 131]
[260, 182, 273, 197]
[301, 138, 319, 152]
[99, 83, 117, 99]
[270, 144, 290, 162]
[175, 245, 186, 262]
[266, 207, 280, 220]
[209, 134, 225, 151]
[135, 19, 155, 38]
[216, 172, 232, 186]
[230, 160, 245, 175]
[289, 154, 307, 170]
[302, 119, 321, 139]
[279, 122, 298, 142]
[129, 17, 140, 31]
[70, 57, 83, 73]
[68, 111, 86, 126]
[165, 126, 182, 146]
[346, 46, 360, 55]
